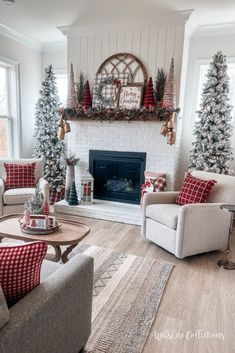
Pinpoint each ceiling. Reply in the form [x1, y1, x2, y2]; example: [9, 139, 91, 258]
[0, 0, 235, 44]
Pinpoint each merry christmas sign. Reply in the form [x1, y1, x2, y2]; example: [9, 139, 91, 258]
[118, 84, 143, 110]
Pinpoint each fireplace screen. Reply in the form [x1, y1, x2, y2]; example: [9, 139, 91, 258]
[89, 150, 146, 204]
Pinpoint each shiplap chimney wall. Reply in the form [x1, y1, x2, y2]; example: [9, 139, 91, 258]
[60, 14, 189, 190]
[62, 21, 186, 104]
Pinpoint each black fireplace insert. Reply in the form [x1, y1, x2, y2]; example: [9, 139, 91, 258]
[89, 150, 146, 204]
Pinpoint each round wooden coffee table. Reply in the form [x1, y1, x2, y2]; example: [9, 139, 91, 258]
[0, 214, 90, 263]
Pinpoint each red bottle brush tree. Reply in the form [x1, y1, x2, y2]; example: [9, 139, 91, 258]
[143, 77, 155, 109]
[82, 80, 92, 109]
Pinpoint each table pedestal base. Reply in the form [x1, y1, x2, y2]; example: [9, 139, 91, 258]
[217, 250, 235, 270]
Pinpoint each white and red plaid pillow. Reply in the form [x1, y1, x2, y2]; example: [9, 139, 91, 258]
[176, 174, 217, 206]
[153, 176, 167, 192]
[4, 162, 36, 190]
[0, 241, 47, 306]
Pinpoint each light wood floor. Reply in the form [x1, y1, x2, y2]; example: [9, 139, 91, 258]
[77, 216, 235, 353]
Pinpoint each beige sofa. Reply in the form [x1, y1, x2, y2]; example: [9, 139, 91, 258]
[0, 159, 49, 216]
[0, 254, 93, 353]
[141, 170, 235, 258]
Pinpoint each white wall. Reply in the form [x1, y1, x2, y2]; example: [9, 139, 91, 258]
[42, 42, 67, 73]
[0, 33, 41, 158]
[179, 28, 235, 184]
[63, 22, 186, 104]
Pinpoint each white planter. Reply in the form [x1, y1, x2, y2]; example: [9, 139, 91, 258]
[65, 165, 75, 201]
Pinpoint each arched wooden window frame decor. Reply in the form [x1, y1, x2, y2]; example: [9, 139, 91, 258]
[96, 53, 148, 84]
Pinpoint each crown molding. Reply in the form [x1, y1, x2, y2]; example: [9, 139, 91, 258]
[193, 22, 235, 38]
[42, 41, 67, 53]
[58, 10, 192, 37]
[0, 22, 41, 51]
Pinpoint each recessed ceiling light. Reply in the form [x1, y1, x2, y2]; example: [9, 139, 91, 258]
[2, 0, 16, 4]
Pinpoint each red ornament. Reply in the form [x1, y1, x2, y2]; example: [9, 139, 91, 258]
[82, 80, 92, 109]
[42, 200, 50, 215]
[143, 77, 155, 109]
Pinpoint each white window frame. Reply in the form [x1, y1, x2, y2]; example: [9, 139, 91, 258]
[0, 55, 21, 158]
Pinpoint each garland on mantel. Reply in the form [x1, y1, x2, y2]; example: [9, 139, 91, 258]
[59, 106, 180, 122]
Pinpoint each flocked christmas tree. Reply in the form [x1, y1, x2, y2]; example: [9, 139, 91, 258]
[189, 51, 233, 174]
[82, 80, 92, 109]
[34, 65, 66, 203]
[143, 77, 155, 109]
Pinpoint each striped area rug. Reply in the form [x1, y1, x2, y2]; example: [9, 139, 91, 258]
[74, 244, 173, 353]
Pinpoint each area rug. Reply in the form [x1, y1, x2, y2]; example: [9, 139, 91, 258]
[73, 244, 173, 353]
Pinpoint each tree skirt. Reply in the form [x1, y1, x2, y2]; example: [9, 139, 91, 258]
[73, 244, 174, 353]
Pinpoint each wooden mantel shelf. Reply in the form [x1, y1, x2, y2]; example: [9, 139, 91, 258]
[59, 107, 180, 123]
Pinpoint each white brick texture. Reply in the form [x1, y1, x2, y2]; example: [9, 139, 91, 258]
[67, 121, 178, 190]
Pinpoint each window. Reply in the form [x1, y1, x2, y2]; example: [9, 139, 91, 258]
[0, 65, 12, 158]
[196, 61, 235, 121]
[55, 70, 67, 106]
[0, 58, 20, 159]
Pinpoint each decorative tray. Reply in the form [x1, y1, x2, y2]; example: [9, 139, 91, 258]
[18, 215, 62, 235]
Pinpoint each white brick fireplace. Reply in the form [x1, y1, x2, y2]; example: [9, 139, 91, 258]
[67, 120, 177, 190]
[54, 119, 179, 225]
[55, 14, 189, 223]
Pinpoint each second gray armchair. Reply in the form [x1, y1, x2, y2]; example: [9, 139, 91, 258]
[141, 170, 235, 259]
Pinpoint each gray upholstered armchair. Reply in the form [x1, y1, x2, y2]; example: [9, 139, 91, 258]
[141, 171, 235, 259]
[0, 254, 93, 353]
[0, 159, 49, 216]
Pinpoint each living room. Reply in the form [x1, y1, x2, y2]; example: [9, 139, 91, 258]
[0, 1, 235, 353]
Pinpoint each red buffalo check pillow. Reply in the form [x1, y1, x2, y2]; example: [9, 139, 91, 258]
[176, 174, 217, 206]
[0, 242, 47, 306]
[4, 162, 36, 190]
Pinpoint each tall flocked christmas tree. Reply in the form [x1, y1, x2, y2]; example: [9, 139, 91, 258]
[34, 65, 66, 203]
[189, 51, 233, 174]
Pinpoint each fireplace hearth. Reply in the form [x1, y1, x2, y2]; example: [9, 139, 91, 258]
[89, 150, 146, 204]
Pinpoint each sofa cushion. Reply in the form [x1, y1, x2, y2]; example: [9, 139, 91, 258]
[146, 204, 180, 230]
[0, 285, 9, 328]
[3, 188, 35, 205]
[41, 260, 62, 281]
[4, 162, 36, 190]
[0, 242, 47, 306]
[176, 174, 217, 206]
